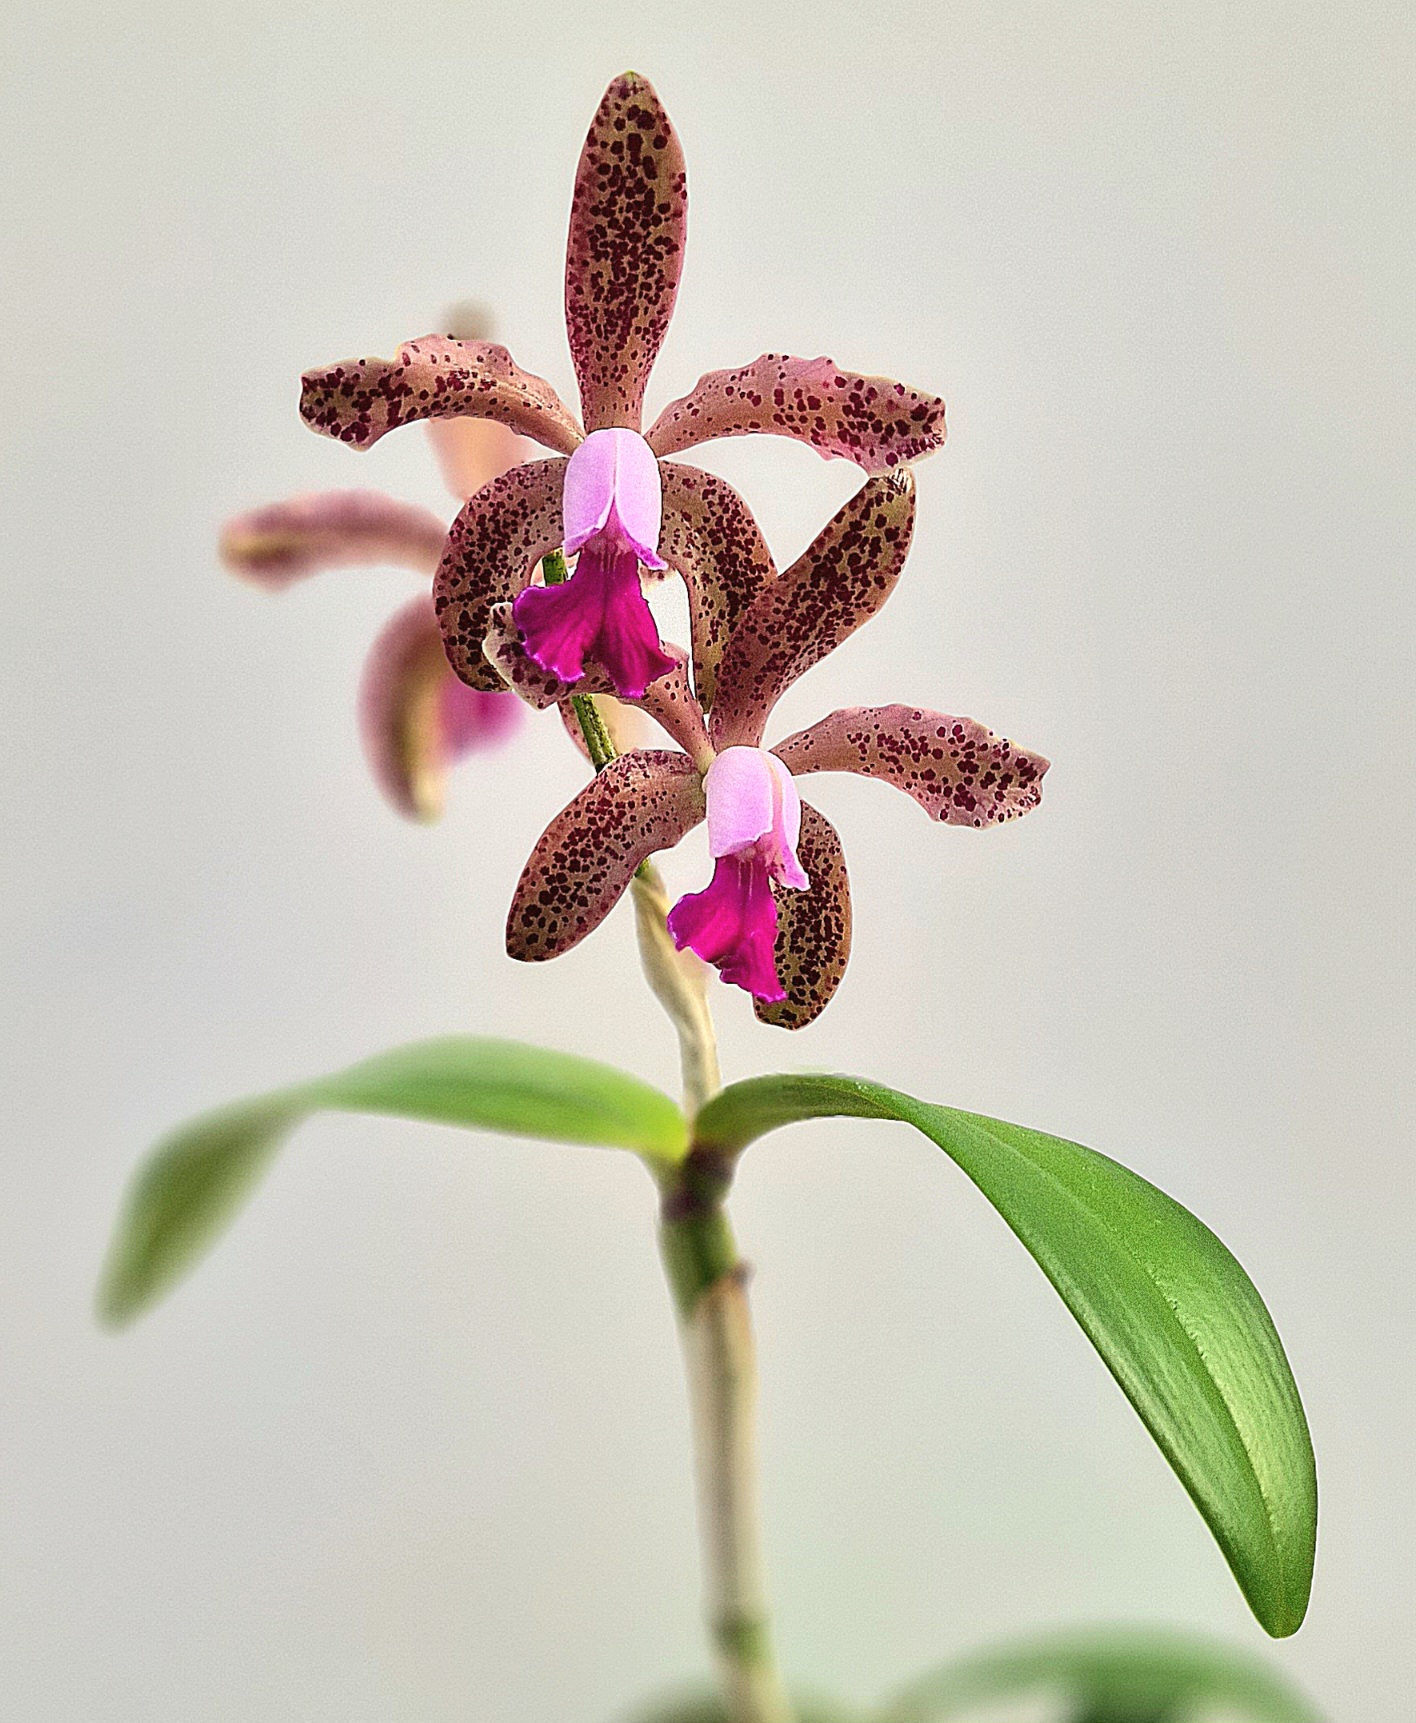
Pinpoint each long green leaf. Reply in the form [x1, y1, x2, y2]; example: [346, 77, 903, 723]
[693, 1075, 1316, 1638]
[875, 1625, 1324, 1721]
[100, 1038, 686, 1326]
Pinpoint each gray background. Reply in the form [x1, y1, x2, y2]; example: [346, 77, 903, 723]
[2, 1, 1411, 1717]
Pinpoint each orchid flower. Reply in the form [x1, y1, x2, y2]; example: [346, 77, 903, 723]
[497, 472, 1048, 1027]
[297, 73, 948, 708]
[220, 307, 526, 822]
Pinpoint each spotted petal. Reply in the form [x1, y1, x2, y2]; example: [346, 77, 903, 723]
[358, 595, 521, 822]
[646, 355, 946, 475]
[507, 751, 705, 961]
[301, 337, 583, 457]
[433, 459, 568, 691]
[710, 470, 916, 749]
[755, 801, 851, 1030]
[220, 490, 447, 589]
[657, 463, 777, 709]
[565, 73, 688, 433]
[774, 705, 1049, 829]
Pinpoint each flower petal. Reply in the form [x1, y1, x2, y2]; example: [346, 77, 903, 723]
[220, 490, 447, 589]
[486, 605, 711, 764]
[656, 463, 777, 709]
[564, 72, 688, 433]
[426, 418, 531, 502]
[667, 853, 785, 1003]
[703, 747, 775, 856]
[358, 595, 521, 822]
[433, 458, 568, 691]
[301, 336, 583, 457]
[513, 544, 677, 698]
[755, 800, 852, 1030]
[506, 751, 705, 961]
[646, 354, 947, 474]
[710, 469, 917, 749]
[773, 705, 1049, 828]
[563, 428, 667, 567]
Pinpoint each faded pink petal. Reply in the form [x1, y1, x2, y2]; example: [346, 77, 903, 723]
[359, 595, 521, 822]
[434, 458, 568, 690]
[646, 354, 947, 475]
[301, 336, 583, 457]
[702, 747, 807, 889]
[565, 73, 688, 433]
[667, 853, 784, 1003]
[220, 491, 447, 589]
[755, 801, 852, 1031]
[507, 751, 705, 961]
[426, 417, 531, 502]
[773, 706, 1049, 828]
[562, 428, 666, 567]
[513, 545, 676, 700]
[656, 464, 777, 709]
[710, 470, 917, 749]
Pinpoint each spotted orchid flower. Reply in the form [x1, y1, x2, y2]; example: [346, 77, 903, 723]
[499, 472, 1049, 1027]
[221, 308, 527, 821]
[297, 73, 948, 710]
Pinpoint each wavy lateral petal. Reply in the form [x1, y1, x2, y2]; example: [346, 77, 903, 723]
[657, 462, 778, 708]
[507, 751, 705, 961]
[711, 471, 916, 748]
[97, 1038, 689, 1324]
[486, 605, 709, 762]
[433, 459, 568, 690]
[774, 706, 1048, 830]
[690, 1081, 1318, 1639]
[565, 73, 688, 432]
[359, 596, 520, 821]
[754, 801, 851, 1030]
[301, 336, 583, 456]
[220, 490, 447, 589]
[646, 354, 947, 474]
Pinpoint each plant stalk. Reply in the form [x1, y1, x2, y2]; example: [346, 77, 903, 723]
[549, 552, 790, 1720]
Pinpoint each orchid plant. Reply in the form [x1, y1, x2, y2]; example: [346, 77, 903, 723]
[99, 73, 1320, 1723]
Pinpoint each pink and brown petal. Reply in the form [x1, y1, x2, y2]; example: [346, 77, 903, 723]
[433, 458, 568, 690]
[647, 354, 946, 475]
[709, 469, 916, 749]
[301, 337, 583, 457]
[507, 750, 705, 961]
[754, 801, 852, 1030]
[656, 463, 778, 709]
[773, 705, 1049, 828]
[564, 73, 688, 433]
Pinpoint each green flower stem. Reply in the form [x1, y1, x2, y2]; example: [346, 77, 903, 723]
[542, 540, 788, 1720]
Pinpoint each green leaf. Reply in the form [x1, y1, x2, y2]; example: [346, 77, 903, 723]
[875, 1625, 1324, 1721]
[99, 1037, 686, 1327]
[693, 1075, 1316, 1639]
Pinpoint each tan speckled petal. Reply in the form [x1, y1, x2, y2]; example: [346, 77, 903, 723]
[507, 751, 705, 961]
[657, 462, 778, 710]
[646, 354, 946, 474]
[565, 73, 687, 432]
[773, 706, 1049, 829]
[433, 459, 568, 691]
[301, 337, 583, 456]
[709, 470, 916, 749]
[754, 801, 851, 1031]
